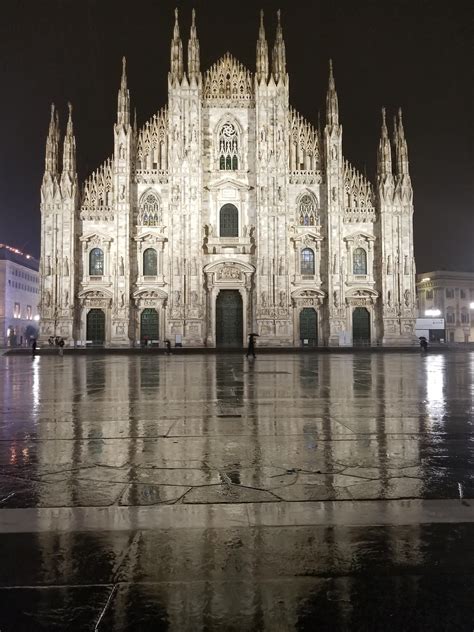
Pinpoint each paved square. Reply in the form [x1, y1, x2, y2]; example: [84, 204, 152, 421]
[0, 352, 473, 630]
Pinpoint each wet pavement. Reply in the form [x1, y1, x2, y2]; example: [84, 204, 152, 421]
[0, 352, 473, 630]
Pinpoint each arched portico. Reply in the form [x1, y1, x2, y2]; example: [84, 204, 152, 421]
[203, 260, 255, 347]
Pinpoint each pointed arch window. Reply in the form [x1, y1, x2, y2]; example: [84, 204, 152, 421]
[143, 248, 157, 276]
[219, 123, 239, 170]
[353, 248, 367, 275]
[220, 204, 239, 237]
[301, 248, 315, 275]
[89, 248, 104, 276]
[139, 192, 160, 226]
[298, 194, 317, 226]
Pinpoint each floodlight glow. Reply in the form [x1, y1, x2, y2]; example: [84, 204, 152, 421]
[33, 315, 40, 321]
[425, 309, 441, 317]
[421, 277, 431, 282]
[470, 302, 474, 310]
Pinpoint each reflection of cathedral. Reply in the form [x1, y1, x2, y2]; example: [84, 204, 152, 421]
[39, 9, 416, 347]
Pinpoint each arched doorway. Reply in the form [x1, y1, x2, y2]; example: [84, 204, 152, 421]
[216, 290, 243, 348]
[299, 308, 318, 346]
[141, 308, 159, 343]
[352, 307, 371, 345]
[87, 309, 105, 345]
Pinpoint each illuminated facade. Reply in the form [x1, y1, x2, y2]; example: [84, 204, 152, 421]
[39, 10, 417, 347]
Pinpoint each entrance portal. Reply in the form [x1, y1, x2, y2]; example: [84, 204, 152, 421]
[216, 290, 243, 348]
[299, 308, 318, 346]
[352, 307, 370, 345]
[86, 309, 105, 345]
[141, 308, 159, 343]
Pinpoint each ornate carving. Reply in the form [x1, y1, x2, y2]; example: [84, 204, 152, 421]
[204, 53, 254, 104]
[80, 158, 113, 216]
[289, 108, 321, 172]
[343, 160, 376, 223]
[136, 107, 168, 173]
[217, 265, 242, 281]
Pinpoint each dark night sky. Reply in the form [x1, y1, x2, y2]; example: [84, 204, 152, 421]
[0, 0, 472, 271]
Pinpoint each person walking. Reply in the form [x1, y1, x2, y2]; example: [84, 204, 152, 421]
[246, 333, 258, 359]
[58, 337, 65, 356]
[165, 339, 172, 355]
[31, 338, 37, 356]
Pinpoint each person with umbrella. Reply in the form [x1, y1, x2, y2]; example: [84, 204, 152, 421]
[246, 333, 259, 358]
[419, 336, 428, 351]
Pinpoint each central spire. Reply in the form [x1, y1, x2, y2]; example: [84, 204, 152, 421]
[62, 102, 77, 177]
[272, 9, 286, 83]
[256, 10, 269, 83]
[44, 103, 60, 178]
[117, 57, 130, 127]
[377, 107, 392, 178]
[188, 8, 200, 82]
[170, 8, 184, 83]
[326, 59, 339, 129]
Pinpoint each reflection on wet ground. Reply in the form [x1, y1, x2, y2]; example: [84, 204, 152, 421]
[0, 352, 473, 630]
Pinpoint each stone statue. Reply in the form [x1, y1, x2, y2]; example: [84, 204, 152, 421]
[64, 257, 69, 277]
[46, 256, 51, 276]
[261, 291, 268, 307]
[191, 290, 198, 306]
[119, 257, 124, 276]
[174, 290, 181, 306]
[404, 289, 410, 307]
[64, 291, 69, 307]
[279, 290, 286, 307]
[387, 290, 392, 307]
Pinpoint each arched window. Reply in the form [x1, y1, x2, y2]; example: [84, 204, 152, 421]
[89, 248, 104, 276]
[143, 248, 157, 276]
[139, 192, 160, 226]
[219, 122, 239, 170]
[220, 204, 239, 237]
[301, 248, 315, 275]
[298, 194, 317, 226]
[353, 248, 367, 275]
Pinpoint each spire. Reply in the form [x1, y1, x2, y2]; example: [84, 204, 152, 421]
[44, 103, 60, 177]
[395, 107, 410, 176]
[62, 102, 76, 177]
[187, 9, 200, 82]
[117, 56, 130, 126]
[133, 107, 138, 137]
[170, 8, 184, 83]
[272, 9, 286, 83]
[377, 107, 392, 178]
[326, 59, 339, 128]
[256, 10, 269, 83]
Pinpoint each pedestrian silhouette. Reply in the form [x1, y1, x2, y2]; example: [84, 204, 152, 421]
[31, 338, 37, 356]
[246, 333, 258, 358]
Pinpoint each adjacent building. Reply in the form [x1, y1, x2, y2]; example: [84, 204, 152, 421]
[417, 271, 474, 343]
[39, 9, 417, 348]
[0, 244, 40, 347]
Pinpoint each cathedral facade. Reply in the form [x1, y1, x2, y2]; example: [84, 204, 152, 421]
[39, 10, 417, 348]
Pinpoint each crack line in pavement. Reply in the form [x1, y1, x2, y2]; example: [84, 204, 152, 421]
[94, 583, 117, 631]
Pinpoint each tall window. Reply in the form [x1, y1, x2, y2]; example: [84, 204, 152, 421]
[219, 123, 239, 170]
[461, 310, 469, 324]
[353, 248, 367, 275]
[298, 194, 317, 226]
[143, 248, 157, 276]
[89, 248, 104, 276]
[139, 192, 160, 226]
[446, 288, 454, 299]
[301, 248, 315, 275]
[220, 204, 239, 237]
[446, 311, 455, 324]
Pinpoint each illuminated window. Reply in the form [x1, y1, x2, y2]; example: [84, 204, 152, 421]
[298, 194, 317, 226]
[301, 248, 315, 275]
[14, 302, 20, 318]
[426, 290, 433, 299]
[446, 288, 454, 298]
[139, 192, 160, 226]
[26, 305, 32, 320]
[89, 248, 104, 276]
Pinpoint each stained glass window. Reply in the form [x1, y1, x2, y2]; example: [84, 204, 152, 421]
[353, 248, 367, 275]
[220, 204, 239, 237]
[219, 123, 239, 170]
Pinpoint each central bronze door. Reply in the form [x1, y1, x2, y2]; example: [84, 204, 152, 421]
[216, 290, 243, 348]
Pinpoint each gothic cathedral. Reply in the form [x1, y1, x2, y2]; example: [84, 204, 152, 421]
[39, 10, 417, 347]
